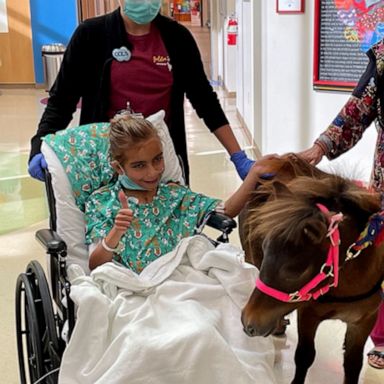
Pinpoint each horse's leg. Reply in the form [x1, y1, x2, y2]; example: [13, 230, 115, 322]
[343, 315, 377, 384]
[291, 308, 321, 384]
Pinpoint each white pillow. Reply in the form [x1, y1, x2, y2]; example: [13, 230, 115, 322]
[146, 110, 184, 185]
[41, 111, 183, 274]
[42, 142, 90, 273]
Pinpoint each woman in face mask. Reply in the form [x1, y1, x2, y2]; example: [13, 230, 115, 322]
[28, 0, 255, 185]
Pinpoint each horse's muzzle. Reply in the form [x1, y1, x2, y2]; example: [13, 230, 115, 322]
[241, 311, 274, 337]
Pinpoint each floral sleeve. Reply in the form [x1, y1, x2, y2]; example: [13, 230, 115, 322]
[317, 53, 378, 159]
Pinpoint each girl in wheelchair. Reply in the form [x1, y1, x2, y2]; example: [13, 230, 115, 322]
[86, 114, 274, 273]
[17, 113, 278, 384]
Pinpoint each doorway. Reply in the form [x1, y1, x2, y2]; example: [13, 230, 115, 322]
[0, 0, 34, 83]
[169, 1, 204, 26]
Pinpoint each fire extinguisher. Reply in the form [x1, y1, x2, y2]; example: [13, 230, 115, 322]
[227, 17, 238, 46]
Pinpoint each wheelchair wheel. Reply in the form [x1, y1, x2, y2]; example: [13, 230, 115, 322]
[16, 261, 60, 384]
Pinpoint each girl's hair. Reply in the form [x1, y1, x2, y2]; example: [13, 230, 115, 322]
[109, 115, 160, 163]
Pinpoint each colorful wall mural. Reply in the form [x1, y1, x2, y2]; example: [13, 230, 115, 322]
[334, 0, 384, 51]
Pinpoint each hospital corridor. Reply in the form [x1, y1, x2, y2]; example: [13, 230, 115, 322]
[1, 1, 384, 383]
[1, 81, 383, 384]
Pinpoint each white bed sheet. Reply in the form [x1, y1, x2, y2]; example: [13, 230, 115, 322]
[59, 235, 276, 384]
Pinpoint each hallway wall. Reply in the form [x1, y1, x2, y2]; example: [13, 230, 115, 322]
[30, 0, 78, 84]
[209, 0, 235, 87]
[235, 0, 254, 138]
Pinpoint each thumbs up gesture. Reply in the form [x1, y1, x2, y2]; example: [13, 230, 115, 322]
[113, 190, 134, 234]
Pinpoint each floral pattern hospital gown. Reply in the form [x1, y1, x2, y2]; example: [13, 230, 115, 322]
[85, 181, 220, 273]
[43, 122, 113, 211]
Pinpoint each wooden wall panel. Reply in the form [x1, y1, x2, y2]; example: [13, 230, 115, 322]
[0, 0, 34, 83]
[79, 0, 119, 21]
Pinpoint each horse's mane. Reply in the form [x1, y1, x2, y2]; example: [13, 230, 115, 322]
[245, 154, 381, 246]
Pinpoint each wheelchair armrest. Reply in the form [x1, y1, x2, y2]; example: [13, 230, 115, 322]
[36, 229, 67, 254]
[205, 211, 237, 234]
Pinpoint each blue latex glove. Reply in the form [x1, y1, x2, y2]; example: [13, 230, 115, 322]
[260, 172, 275, 180]
[28, 153, 47, 181]
[230, 150, 255, 180]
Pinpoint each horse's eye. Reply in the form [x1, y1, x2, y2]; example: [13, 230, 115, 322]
[283, 259, 318, 281]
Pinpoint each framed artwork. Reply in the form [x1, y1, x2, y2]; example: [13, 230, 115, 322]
[313, 0, 384, 91]
[276, 0, 305, 14]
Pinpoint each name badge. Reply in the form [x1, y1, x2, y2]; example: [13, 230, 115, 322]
[112, 46, 131, 62]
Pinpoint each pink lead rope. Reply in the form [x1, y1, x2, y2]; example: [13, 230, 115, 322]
[255, 203, 343, 303]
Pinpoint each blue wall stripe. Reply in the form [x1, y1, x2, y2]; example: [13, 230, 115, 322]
[29, 0, 78, 84]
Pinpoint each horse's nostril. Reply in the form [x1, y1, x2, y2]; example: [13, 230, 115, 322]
[244, 325, 257, 337]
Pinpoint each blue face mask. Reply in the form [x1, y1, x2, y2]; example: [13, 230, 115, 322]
[122, 0, 161, 25]
[118, 173, 146, 191]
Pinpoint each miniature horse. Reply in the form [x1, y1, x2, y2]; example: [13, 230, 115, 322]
[239, 155, 384, 384]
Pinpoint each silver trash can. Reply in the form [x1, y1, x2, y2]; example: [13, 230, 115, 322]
[42, 43, 66, 91]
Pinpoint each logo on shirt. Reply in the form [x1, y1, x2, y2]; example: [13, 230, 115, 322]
[112, 46, 131, 62]
[153, 55, 172, 71]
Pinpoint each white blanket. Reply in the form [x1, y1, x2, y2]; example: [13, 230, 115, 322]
[59, 235, 276, 384]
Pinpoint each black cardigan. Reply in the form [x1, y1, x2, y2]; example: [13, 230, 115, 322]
[30, 9, 229, 178]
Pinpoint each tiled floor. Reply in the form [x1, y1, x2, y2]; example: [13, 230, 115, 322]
[0, 25, 383, 384]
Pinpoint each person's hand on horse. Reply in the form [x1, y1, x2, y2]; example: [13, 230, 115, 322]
[28, 153, 48, 181]
[114, 190, 134, 235]
[230, 150, 255, 180]
[297, 143, 325, 165]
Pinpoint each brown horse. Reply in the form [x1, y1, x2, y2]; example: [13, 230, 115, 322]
[239, 154, 384, 384]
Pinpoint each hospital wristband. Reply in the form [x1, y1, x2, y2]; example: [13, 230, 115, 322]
[101, 238, 120, 253]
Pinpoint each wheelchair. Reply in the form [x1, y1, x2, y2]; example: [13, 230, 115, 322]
[15, 118, 237, 384]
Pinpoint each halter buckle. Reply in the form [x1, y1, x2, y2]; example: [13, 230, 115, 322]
[346, 243, 361, 261]
[288, 291, 302, 302]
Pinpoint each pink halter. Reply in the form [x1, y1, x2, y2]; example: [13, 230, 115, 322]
[255, 203, 343, 303]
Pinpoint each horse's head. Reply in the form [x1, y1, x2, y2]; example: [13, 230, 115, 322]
[239, 154, 328, 266]
[241, 158, 381, 337]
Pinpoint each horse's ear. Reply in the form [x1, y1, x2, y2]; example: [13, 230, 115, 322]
[271, 181, 293, 199]
[303, 218, 327, 244]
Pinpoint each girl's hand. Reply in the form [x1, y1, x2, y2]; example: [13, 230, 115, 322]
[114, 190, 134, 234]
[250, 153, 280, 179]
